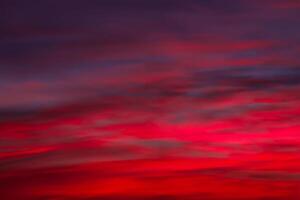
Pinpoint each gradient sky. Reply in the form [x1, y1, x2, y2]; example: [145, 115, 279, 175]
[1, 0, 300, 199]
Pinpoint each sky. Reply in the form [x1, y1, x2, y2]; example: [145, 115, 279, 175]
[1, 0, 300, 199]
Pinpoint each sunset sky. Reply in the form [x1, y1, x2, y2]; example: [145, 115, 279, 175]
[1, 0, 300, 199]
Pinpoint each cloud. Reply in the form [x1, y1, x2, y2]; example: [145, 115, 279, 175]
[1, 0, 300, 199]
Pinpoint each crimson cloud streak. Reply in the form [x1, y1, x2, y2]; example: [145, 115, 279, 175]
[1, 0, 300, 199]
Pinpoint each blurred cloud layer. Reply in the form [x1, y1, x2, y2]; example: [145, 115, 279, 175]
[1, 0, 300, 199]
